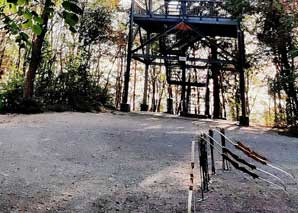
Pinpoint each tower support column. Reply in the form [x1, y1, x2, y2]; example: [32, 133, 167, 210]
[141, 63, 150, 111]
[205, 72, 210, 118]
[141, 32, 151, 111]
[211, 42, 221, 119]
[238, 29, 249, 126]
[120, 0, 135, 112]
[180, 56, 188, 115]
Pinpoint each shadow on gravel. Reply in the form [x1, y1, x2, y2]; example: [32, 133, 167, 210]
[93, 190, 187, 213]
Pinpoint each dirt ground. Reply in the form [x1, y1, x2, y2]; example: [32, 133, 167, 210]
[0, 112, 297, 212]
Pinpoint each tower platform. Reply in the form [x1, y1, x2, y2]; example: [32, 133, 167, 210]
[134, 16, 239, 38]
[133, 0, 240, 37]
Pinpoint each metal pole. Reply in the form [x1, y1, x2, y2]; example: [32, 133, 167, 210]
[211, 41, 221, 119]
[141, 32, 151, 111]
[121, 0, 135, 112]
[165, 0, 169, 16]
[181, 51, 187, 115]
[181, 0, 186, 17]
[148, 0, 152, 16]
[205, 71, 210, 117]
[199, 135, 209, 191]
[198, 136, 204, 199]
[209, 129, 216, 174]
[220, 128, 227, 170]
[238, 29, 249, 126]
[202, 134, 288, 191]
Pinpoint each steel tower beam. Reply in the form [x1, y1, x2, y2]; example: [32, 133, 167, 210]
[238, 29, 249, 126]
[121, 0, 250, 125]
[120, 0, 135, 112]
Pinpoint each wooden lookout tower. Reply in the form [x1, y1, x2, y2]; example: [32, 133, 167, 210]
[120, 0, 249, 126]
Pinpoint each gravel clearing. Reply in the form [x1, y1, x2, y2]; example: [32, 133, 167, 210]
[0, 112, 297, 212]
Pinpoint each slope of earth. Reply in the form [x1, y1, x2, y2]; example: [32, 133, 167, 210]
[0, 112, 297, 212]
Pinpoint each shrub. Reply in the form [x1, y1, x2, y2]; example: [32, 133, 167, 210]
[0, 78, 42, 114]
[34, 59, 112, 112]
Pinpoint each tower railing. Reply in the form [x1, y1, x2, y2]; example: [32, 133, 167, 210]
[134, 0, 231, 19]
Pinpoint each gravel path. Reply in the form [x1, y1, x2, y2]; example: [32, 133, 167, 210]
[0, 112, 297, 212]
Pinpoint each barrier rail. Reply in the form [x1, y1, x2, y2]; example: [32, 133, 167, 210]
[188, 127, 296, 212]
[134, 0, 231, 19]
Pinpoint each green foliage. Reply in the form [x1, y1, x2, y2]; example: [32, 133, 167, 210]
[62, 0, 83, 33]
[62, 1, 83, 15]
[79, 7, 111, 45]
[35, 55, 112, 112]
[0, 1, 114, 114]
[0, 0, 82, 45]
[225, 0, 250, 18]
[32, 24, 42, 35]
[264, 109, 275, 127]
[240, 0, 298, 129]
[0, 76, 42, 113]
[0, 59, 112, 114]
[288, 126, 298, 137]
[290, 47, 298, 58]
[0, 76, 23, 113]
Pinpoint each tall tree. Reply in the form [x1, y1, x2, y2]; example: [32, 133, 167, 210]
[24, 0, 51, 98]
[1, 0, 83, 98]
[257, 1, 298, 127]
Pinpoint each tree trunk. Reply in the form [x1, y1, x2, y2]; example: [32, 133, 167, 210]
[279, 47, 298, 125]
[273, 90, 277, 126]
[196, 87, 200, 115]
[186, 76, 191, 114]
[245, 69, 250, 116]
[220, 72, 226, 118]
[175, 86, 180, 114]
[132, 61, 137, 111]
[59, 33, 65, 74]
[151, 66, 156, 112]
[115, 55, 124, 109]
[167, 84, 173, 114]
[95, 46, 102, 84]
[211, 44, 220, 118]
[205, 71, 210, 117]
[23, 0, 50, 98]
[235, 74, 240, 121]
[157, 79, 165, 112]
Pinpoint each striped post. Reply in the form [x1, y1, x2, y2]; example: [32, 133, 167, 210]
[188, 140, 196, 212]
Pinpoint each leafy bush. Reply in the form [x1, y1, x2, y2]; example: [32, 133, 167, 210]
[288, 126, 298, 136]
[0, 59, 112, 114]
[35, 58, 112, 112]
[0, 77, 42, 114]
[0, 78, 23, 113]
